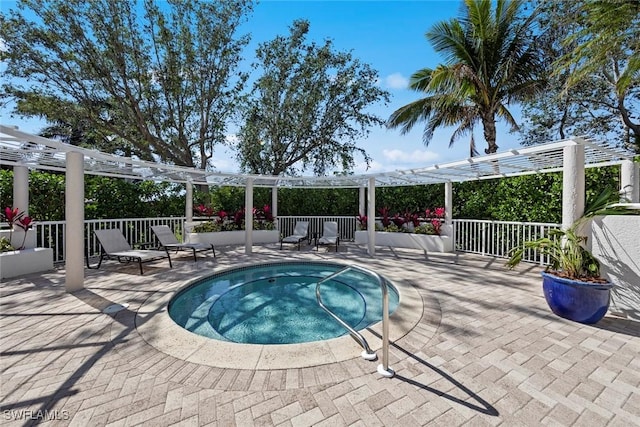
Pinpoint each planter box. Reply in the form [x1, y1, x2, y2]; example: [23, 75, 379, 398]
[0, 247, 54, 279]
[354, 230, 453, 252]
[0, 229, 36, 249]
[187, 230, 280, 246]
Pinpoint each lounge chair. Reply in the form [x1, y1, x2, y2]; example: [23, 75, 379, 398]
[151, 225, 215, 261]
[316, 221, 339, 251]
[93, 229, 172, 275]
[280, 221, 310, 250]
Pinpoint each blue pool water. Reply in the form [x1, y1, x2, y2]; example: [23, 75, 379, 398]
[169, 262, 399, 344]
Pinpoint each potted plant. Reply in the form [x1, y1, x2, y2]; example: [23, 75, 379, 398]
[506, 190, 635, 324]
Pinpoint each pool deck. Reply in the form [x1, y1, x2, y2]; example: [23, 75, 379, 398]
[1, 242, 639, 426]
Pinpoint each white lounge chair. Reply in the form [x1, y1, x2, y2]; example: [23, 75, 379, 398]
[151, 225, 215, 261]
[280, 221, 310, 250]
[316, 221, 339, 251]
[93, 229, 172, 275]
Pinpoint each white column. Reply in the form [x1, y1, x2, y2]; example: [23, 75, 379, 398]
[359, 186, 365, 216]
[562, 144, 585, 230]
[244, 178, 254, 254]
[367, 177, 376, 256]
[185, 181, 193, 222]
[272, 186, 278, 228]
[13, 165, 29, 217]
[621, 159, 639, 203]
[65, 151, 84, 292]
[444, 181, 453, 225]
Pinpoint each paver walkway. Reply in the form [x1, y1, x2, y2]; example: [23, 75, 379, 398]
[1, 243, 639, 426]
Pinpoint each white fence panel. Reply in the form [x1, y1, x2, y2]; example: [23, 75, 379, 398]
[452, 219, 561, 264]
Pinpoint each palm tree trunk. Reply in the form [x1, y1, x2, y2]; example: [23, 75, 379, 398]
[482, 113, 499, 154]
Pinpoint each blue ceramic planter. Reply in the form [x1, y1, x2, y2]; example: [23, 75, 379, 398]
[541, 272, 612, 324]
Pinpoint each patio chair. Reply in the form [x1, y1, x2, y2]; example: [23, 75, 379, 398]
[151, 225, 215, 261]
[316, 221, 339, 251]
[280, 221, 310, 250]
[93, 229, 172, 275]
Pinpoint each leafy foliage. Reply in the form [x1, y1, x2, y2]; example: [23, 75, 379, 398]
[388, 0, 544, 155]
[519, 0, 640, 151]
[236, 20, 390, 175]
[506, 188, 638, 280]
[0, 166, 623, 223]
[0, 0, 252, 167]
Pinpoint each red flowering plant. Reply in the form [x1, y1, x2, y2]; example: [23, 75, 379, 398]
[192, 205, 275, 232]
[356, 213, 367, 230]
[194, 204, 215, 218]
[253, 205, 276, 230]
[378, 207, 392, 228]
[1, 207, 34, 251]
[414, 207, 446, 235]
[362, 206, 446, 235]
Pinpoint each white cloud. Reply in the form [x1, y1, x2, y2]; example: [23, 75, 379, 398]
[384, 73, 409, 89]
[353, 159, 387, 174]
[382, 149, 439, 164]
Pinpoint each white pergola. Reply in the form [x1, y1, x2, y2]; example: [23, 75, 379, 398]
[1, 124, 638, 291]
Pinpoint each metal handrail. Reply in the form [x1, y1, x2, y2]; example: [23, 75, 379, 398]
[315, 264, 394, 377]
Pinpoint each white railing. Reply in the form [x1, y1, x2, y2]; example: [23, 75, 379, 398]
[12, 216, 559, 265]
[452, 219, 561, 264]
[32, 217, 186, 264]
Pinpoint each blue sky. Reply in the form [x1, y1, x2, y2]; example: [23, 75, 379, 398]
[1, 0, 527, 174]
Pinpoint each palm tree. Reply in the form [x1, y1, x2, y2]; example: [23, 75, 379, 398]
[387, 0, 544, 155]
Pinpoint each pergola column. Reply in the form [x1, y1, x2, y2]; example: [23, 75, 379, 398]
[272, 186, 278, 227]
[185, 181, 193, 222]
[245, 178, 254, 254]
[65, 151, 84, 292]
[367, 177, 376, 256]
[621, 159, 639, 203]
[13, 165, 29, 217]
[562, 143, 585, 230]
[358, 186, 365, 216]
[444, 181, 453, 225]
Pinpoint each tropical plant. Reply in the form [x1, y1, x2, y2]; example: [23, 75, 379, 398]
[0, 237, 13, 252]
[506, 189, 638, 281]
[192, 205, 276, 232]
[387, 0, 544, 155]
[1, 207, 33, 250]
[366, 206, 446, 235]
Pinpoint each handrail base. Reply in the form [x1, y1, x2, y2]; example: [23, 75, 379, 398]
[377, 364, 395, 378]
[361, 350, 377, 361]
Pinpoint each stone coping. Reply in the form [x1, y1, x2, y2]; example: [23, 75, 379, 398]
[135, 259, 424, 370]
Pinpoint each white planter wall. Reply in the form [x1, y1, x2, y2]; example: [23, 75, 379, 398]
[187, 230, 280, 246]
[1, 229, 53, 279]
[0, 229, 36, 249]
[0, 248, 54, 279]
[354, 230, 453, 253]
[589, 215, 640, 321]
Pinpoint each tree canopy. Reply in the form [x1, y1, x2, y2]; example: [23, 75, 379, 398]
[387, 0, 544, 156]
[519, 0, 640, 152]
[0, 0, 252, 168]
[235, 20, 390, 176]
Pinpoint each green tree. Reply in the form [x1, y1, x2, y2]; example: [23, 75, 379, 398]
[519, 1, 639, 151]
[0, 0, 252, 168]
[387, 0, 544, 155]
[236, 20, 390, 176]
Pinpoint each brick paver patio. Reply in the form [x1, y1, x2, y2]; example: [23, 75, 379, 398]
[1, 243, 639, 426]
